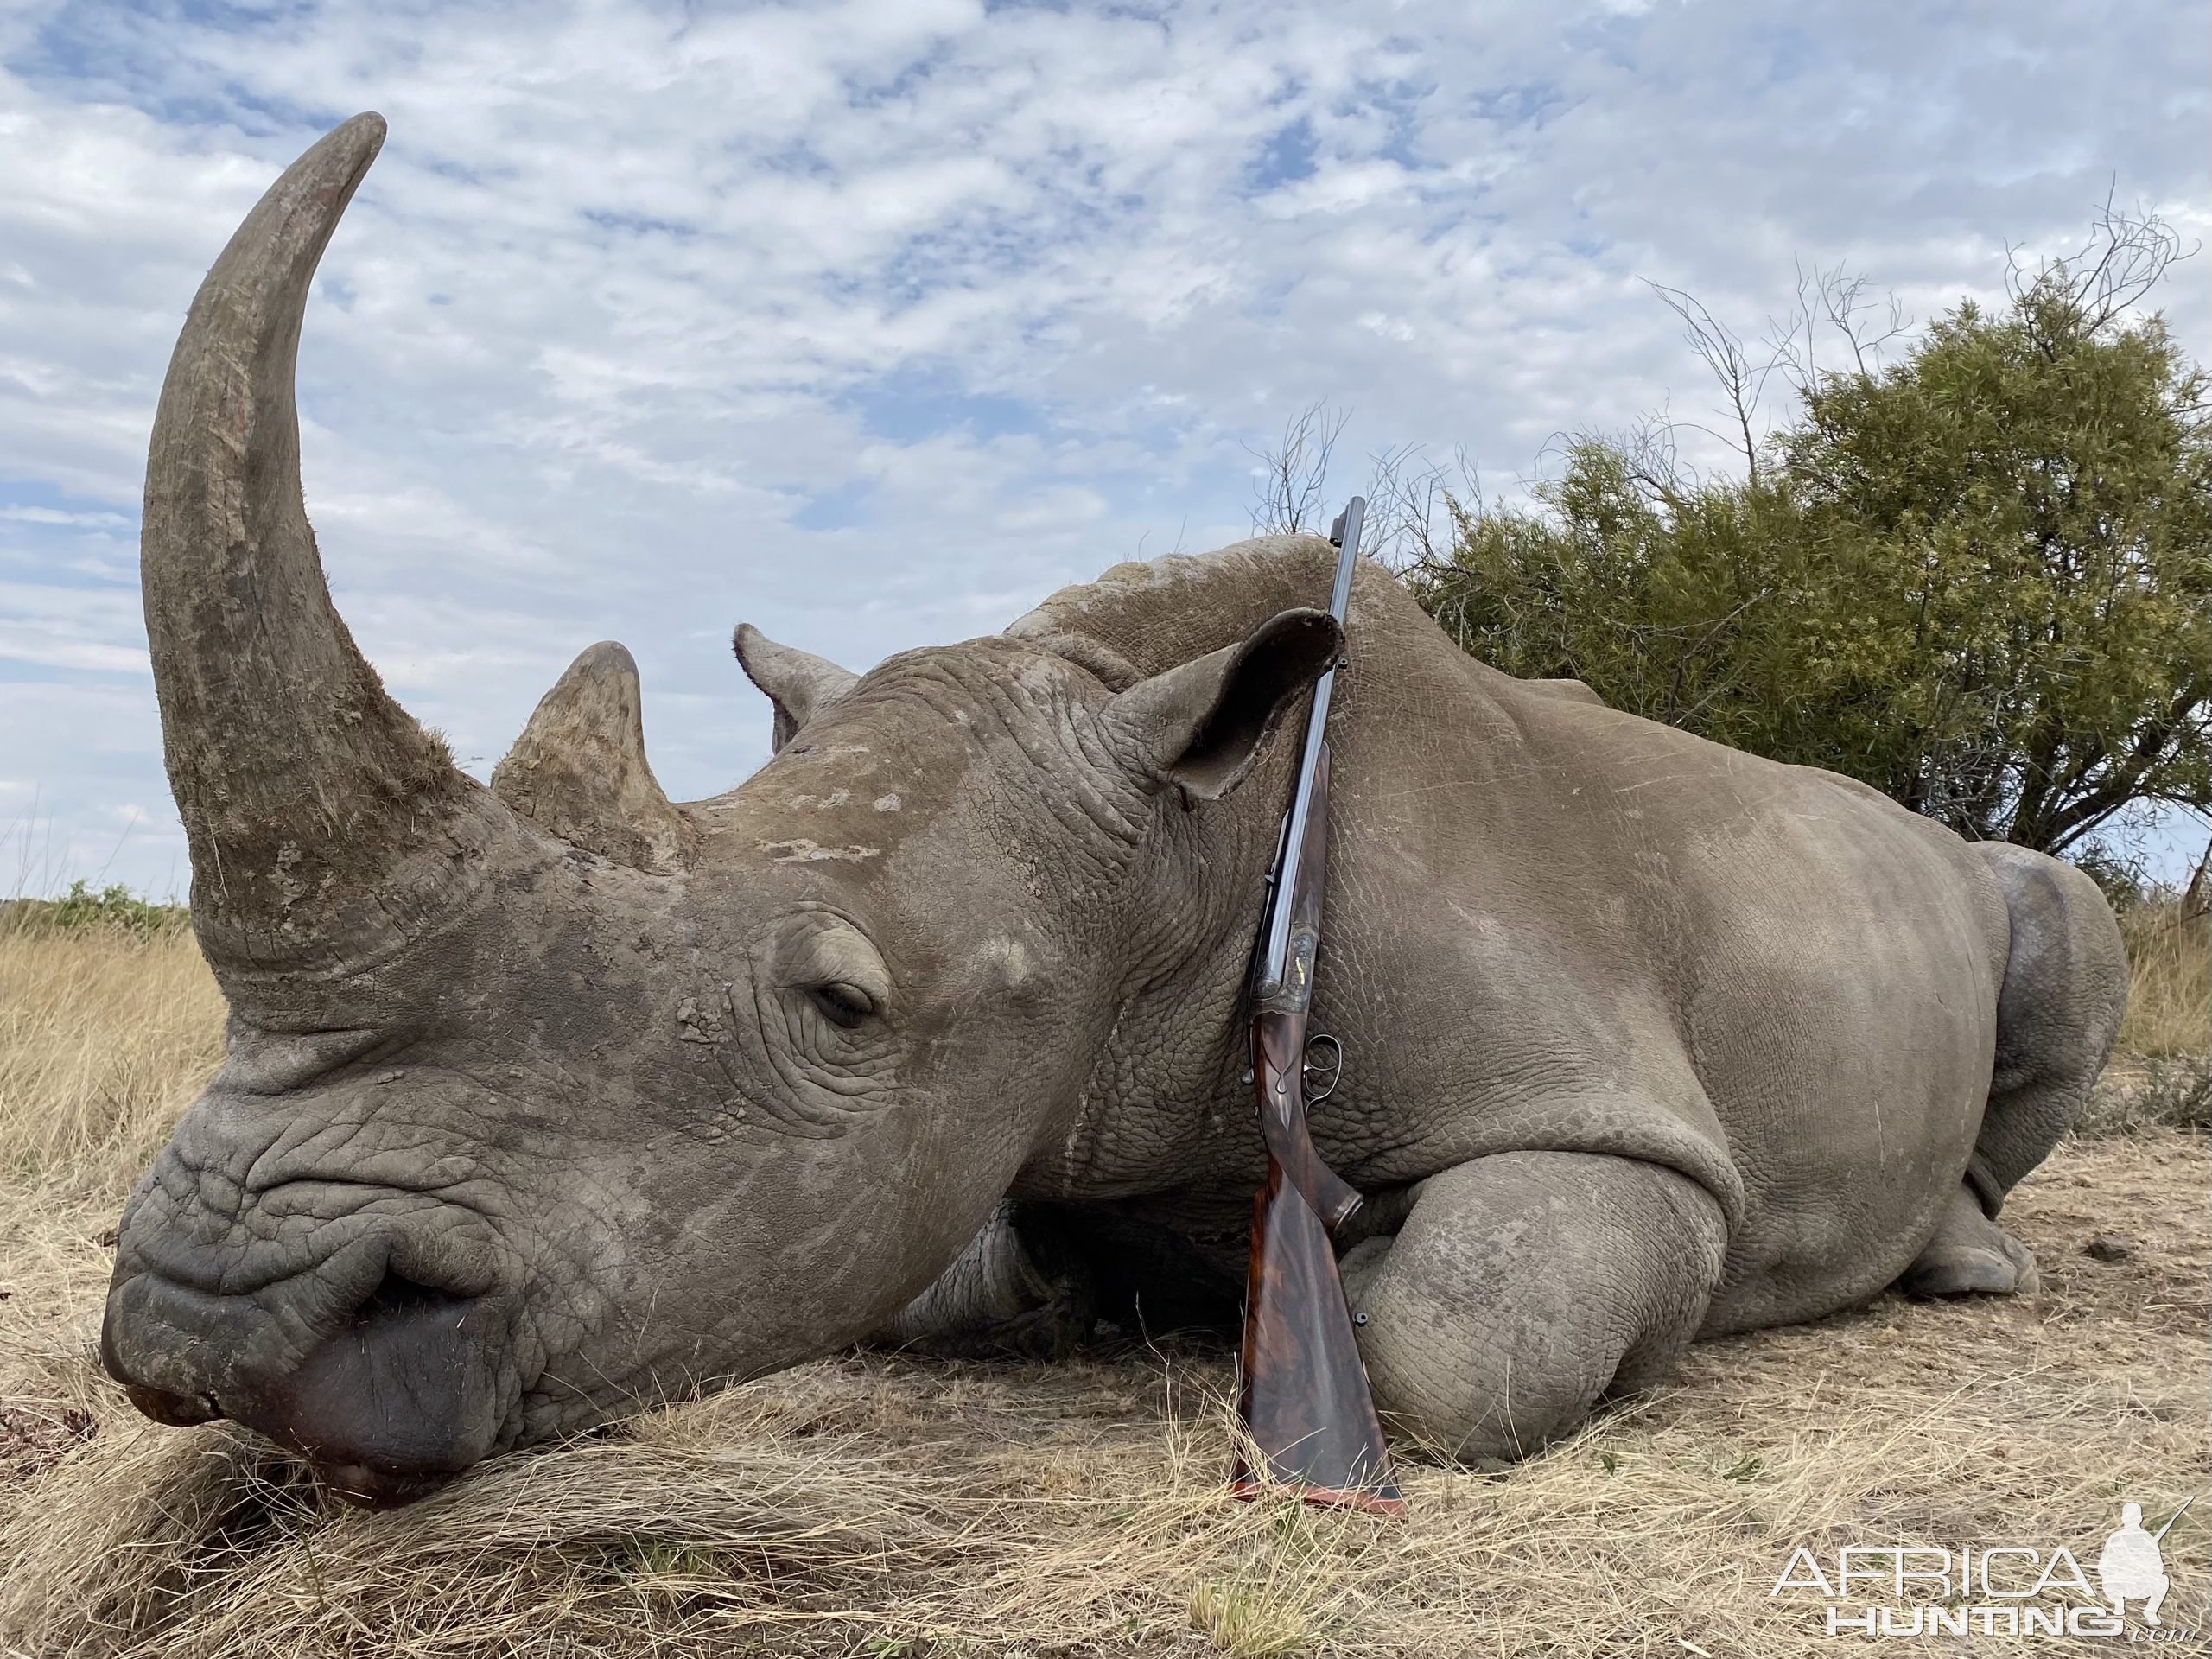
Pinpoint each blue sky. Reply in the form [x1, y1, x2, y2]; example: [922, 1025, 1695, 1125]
[1, 0, 2207, 896]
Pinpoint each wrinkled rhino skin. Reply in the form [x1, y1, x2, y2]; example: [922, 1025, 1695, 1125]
[102, 115, 2128, 1505]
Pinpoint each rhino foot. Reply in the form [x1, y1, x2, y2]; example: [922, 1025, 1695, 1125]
[1898, 1183, 2041, 1299]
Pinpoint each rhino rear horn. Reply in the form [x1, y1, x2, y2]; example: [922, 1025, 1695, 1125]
[733, 623, 857, 751]
[1103, 607, 1344, 800]
[140, 112, 504, 976]
[493, 643, 693, 873]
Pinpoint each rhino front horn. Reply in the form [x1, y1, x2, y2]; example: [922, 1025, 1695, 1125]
[493, 642, 694, 874]
[141, 113, 505, 979]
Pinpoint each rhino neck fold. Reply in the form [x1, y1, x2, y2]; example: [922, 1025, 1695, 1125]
[1014, 746, 1297, 1205]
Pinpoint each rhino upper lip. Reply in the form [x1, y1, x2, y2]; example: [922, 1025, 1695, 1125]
[106, 1268, 513, 1506]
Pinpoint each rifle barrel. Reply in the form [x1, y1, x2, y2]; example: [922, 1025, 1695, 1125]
[2152, 1495, 2196, 1544]
[1254, 498, 1363, 1010]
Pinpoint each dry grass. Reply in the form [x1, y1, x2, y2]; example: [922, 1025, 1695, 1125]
[2117, 892, 2210, 1058]
[0, 925, 223, 1192]
[0, 927, 2205, 1658]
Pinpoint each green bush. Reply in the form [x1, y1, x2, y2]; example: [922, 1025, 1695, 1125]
[1, 881, 188, 938]
[1409, 219, 2212, 860]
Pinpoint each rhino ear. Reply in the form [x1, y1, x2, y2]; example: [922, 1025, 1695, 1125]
[492, 641, 693, 873]
[733, 623, 858, 752]
[1103, 608, 1344, 801]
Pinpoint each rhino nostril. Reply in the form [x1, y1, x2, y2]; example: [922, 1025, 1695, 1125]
[358, 1267, 469, 1324]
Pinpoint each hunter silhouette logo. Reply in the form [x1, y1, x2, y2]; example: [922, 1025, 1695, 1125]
[2100, 1498, 2190, 1627]
[1770, 1497, 2199, 1639]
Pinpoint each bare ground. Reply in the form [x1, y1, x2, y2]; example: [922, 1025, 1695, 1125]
[1, 1128, 2204, 1659]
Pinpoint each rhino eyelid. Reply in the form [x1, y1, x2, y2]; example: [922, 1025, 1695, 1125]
[804, 981, 875, 1028]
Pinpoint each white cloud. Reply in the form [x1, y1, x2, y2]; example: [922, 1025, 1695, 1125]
[0, 0, 2205, 893]
[0, 505, 129, 528]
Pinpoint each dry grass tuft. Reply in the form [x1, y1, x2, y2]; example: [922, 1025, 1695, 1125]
[2116, 891, 2209, 1058]
[0, 925, 223, 1192]
[2079, 1053, 2212, 1136]
[0, 925, 2205, 1658]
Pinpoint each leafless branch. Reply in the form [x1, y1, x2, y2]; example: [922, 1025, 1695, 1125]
[1245, 401, 1350, 536]
[1645, 282, 1793, 479]
[1363, 441, 1481, 573]
[1821, 267, 1911, 376]
[2006, 188, 2196, 334]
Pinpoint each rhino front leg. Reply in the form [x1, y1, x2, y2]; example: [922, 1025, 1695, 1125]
[1341, 1150, 1727, 1460]
[869, 1204, 1096, 1359]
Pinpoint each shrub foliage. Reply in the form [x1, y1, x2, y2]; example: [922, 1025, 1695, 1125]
[0, 880, 188, 938]
[1408, 227, 2212, 859]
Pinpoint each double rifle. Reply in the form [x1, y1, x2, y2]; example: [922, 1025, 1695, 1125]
[1231, 499, 1404, 1515]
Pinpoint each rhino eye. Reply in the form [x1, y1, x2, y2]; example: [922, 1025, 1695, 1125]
[805, 981, 874, 1028]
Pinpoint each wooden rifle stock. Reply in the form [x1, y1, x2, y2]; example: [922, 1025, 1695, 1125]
[1231, 501, 1402, 1515]
[1231, 1157, 1402, 1512]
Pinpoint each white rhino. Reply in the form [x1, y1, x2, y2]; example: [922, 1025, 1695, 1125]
[102, 116, 2127, 1508]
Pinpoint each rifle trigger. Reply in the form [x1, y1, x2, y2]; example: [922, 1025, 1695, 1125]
[1302, 1032, 1344, 1103]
